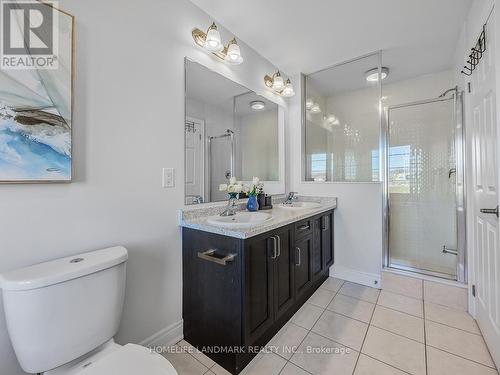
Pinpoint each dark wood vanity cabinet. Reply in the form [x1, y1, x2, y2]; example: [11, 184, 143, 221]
[182, 209, 335, 374]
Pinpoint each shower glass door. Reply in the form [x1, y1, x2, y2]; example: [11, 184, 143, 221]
[387, 97, 459, 279]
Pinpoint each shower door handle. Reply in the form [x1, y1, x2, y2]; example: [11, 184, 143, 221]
[448, 168, 456, 179]
[480, 206, 499, 218]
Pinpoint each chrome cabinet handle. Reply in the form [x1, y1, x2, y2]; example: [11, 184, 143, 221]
[298, 224, 310, 231]
[197, 250, 236, 266]
[276, 235, 281, 257]
[271, 236, 277, 259]
[322, 216, 329, 231]
[295, 247, 301, 266]
[480, 206, 499, 218]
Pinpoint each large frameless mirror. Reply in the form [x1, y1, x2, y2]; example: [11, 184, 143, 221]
[303, 52, 382, 182]
[184, 58, 285, 205]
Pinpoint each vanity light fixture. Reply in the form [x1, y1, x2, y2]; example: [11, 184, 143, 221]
[310, 103, 321, 113]
[325, 115, 339, 126]
[365, 67, 389, 82]
[264, 71, 295, 97]
[192, 23, 244, 65]
[250, 100, 265, 110]
[305, 98, 314, 110]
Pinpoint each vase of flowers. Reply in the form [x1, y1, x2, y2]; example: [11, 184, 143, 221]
[219, 177, 243, 215]
[246, 177, 263, 212]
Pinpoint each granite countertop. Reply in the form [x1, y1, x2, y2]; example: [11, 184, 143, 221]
[179, 196, 337, 239]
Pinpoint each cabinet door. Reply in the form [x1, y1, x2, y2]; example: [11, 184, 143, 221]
[273, 227, 295, 320]
[244, 234, 275, 344]
[311, 216, 324, 282]
[294, 235, 313, 300]
[322, 213, 334, 268]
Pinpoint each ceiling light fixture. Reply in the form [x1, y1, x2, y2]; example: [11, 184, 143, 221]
[192, 23, 244, 65]
[365, 67, 389, 82]
[250, 100, 265, 110]
[264, 71, 295, 97]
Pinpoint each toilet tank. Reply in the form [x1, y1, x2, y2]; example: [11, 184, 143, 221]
[0, 246, 128, 374]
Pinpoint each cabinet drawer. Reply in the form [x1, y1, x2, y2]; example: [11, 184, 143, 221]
[295, 219, 312, 239]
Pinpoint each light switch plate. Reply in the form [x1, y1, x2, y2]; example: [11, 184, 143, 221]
[162, 168, 174, 188]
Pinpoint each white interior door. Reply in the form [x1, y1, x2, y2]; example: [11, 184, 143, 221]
[185, 118, 205, 204]
[470, 16, 500, 367]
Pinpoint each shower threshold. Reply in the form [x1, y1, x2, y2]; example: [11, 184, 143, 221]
[388, 263, 457, 281]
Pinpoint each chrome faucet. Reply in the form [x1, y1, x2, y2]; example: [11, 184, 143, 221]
[192, 195, 203, 204]
[284, 192, 298, 205]
[220, 195, 239, 216]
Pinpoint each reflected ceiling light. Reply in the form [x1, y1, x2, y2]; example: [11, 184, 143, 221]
[365, 67, 389, 82]
[250, 100, 265, 110]
[264, 71, 295, 97]
[305, 98, 314, 110]
[192, 23, 244, 65]
[310, 103, 321, 113]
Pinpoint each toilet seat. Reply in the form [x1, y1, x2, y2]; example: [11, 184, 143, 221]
[76, 343, 177, 375]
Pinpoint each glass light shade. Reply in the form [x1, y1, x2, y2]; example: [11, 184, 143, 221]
[272, 74, 284, 90]
[305, 99, 314, 110]
[225, 41, 243, 65]
[282, 80, 295, 97]
[204, 25, 223, 52]
[311, 103, 321, 113]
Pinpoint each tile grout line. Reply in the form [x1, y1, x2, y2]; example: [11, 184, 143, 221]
[424, 317, 482, 336]
[351, 285, 381, 374]
[423, 281, 428, 375]
[278, 282, 344, 375]
[425, 343, 498, 370]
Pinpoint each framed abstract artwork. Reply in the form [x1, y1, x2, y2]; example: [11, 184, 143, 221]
[0, 0, 74, 182]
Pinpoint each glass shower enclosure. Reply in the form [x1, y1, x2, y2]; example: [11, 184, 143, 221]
[384, 90, 466, 281]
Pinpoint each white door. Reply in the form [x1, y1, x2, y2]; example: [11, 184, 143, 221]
[470, 15, 500, 367]
[185, 118, 205, 204]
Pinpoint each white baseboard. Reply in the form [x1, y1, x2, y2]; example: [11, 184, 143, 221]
[330, 265, 381, 289]
[139, 319, 183, 348]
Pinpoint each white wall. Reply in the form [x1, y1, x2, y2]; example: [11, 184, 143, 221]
[0, 1, 285, 374]
[288, 70, 454, 288]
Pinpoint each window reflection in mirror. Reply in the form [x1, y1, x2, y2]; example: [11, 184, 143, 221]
[185, 59, 280, 205]
[303, 53, 381, 182]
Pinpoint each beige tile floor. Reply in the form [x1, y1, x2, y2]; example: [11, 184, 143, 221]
[162, 277, 499, 375]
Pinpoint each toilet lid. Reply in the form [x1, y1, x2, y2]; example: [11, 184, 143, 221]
[77, 344, 177, 375]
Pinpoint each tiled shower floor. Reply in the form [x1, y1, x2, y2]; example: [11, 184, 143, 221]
[162, 277, 498, 375]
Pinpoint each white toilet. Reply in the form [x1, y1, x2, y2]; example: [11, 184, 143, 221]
[0, 246, 178, 375]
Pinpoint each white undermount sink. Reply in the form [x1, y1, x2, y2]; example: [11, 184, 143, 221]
[278, 202, 322, 210]
[207, 212, 273, 228]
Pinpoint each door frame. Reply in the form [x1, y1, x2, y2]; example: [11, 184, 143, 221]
[185, 116, 206, 203]
[381, 94, 467, 282]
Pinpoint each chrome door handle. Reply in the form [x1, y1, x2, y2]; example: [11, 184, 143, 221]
[276, 235, 281, 257]
[295, 247, 301, 266]
[480, 205, 499, 218]
[271, 236, 277, 259]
